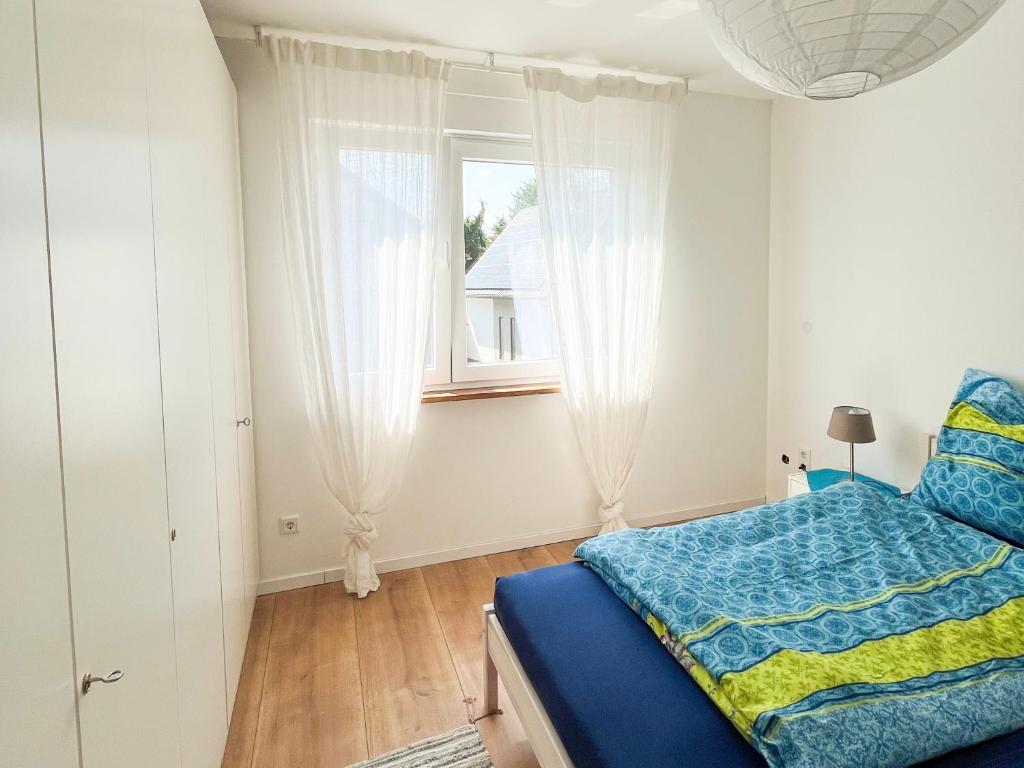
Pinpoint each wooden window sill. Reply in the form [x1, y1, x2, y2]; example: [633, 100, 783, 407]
[421, 383, 561, 404]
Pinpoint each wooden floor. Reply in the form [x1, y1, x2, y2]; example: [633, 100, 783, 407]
[222, 538, 587, 768]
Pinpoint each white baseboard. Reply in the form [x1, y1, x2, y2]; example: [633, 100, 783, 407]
[256, 495, 765, 596]
[257, 570, 325, 595]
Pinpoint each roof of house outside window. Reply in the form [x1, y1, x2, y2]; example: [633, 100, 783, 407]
[465, 206, 547, 297]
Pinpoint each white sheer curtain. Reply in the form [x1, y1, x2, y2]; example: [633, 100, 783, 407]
[524, 67, 684, 535]
[266, 36, 448, 597]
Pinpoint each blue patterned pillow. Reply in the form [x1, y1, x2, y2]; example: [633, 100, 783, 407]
[912, 369, 1024, 547]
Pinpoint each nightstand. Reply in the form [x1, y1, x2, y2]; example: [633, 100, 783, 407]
[787, 471, 811, 498]
[788, 469, 901, 498]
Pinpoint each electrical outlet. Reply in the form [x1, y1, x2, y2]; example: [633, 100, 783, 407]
[279, 515, 299, 535]
[798, 448, 812, 471]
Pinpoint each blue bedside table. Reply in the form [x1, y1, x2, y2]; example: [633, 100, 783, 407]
[788, 468, 901, 498]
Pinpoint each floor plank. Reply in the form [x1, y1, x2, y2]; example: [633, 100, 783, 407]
[486, 546, 558, 578]
[354, 568, 466, 756]
[314, 582, 369, 764]
[422, 558, 538, 768]
[251, 585, 366, 768]
[420, 557, 496, 697]
[222, 595, 275, 768]
[544, 538, 586, 564]
[250, 587, 316, 768]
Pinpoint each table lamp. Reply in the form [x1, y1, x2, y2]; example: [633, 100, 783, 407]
[827, 406, 876, 482]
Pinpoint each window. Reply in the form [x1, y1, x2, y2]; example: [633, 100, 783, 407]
[425, 137, 559, 389]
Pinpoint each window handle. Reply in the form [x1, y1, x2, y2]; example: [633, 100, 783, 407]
[441, 240, 451, 271]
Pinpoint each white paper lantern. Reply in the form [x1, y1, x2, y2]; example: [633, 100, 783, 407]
[699, 0, 1005, 99]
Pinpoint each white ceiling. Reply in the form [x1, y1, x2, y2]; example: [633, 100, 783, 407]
[201, 0, 768, 98]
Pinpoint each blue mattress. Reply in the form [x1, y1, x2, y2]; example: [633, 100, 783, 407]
[493, 562, 1024, 768]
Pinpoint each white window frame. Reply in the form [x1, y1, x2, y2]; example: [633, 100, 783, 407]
[422, 137, 454, 387]
[424, 135, 560, 390]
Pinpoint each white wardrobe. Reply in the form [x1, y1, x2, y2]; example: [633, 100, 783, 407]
[0, 0, 259, 766]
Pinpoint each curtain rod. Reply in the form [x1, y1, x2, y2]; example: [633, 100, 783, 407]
[215, 21, 688, 88]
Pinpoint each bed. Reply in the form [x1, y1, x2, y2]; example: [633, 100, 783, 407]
[483, 370, 1024, 767]
[482, 490, 1024, 768]
[482, 370, 1024, 767]
[485, 561, 1024, 768]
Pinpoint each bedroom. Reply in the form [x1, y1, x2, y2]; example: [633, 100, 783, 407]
[2, 0, 1023, 767]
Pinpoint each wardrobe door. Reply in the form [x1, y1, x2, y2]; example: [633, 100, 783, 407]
[0, 1, 80, 765]
[225, 80, 262, 622]
[207, 58, 250, 716]
[35, 0, 181, 766]
[219, 63, 262, 699]
[145, 0, 230, 764]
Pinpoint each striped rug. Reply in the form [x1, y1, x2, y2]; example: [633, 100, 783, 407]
[345, 725, 493, 768]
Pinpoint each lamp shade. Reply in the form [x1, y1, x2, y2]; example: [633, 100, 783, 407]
[828, 406, 876, 444]
[698, 0, 1005, 100]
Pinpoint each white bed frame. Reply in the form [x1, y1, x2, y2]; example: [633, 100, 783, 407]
[481, 603, 574, 768]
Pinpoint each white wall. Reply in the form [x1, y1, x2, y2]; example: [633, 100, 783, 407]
[217, 37, 771, 589]
[766, 2, 1024, 501]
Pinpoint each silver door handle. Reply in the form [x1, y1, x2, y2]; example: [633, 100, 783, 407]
[235, 417, 251, 427]
[82, 669, 124, 695]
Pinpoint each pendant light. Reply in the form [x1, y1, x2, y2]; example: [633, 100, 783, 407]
[699, 0, 1005, 99]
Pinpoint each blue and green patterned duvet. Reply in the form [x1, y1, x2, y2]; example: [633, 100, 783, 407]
[576, 484, 1024, 768]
